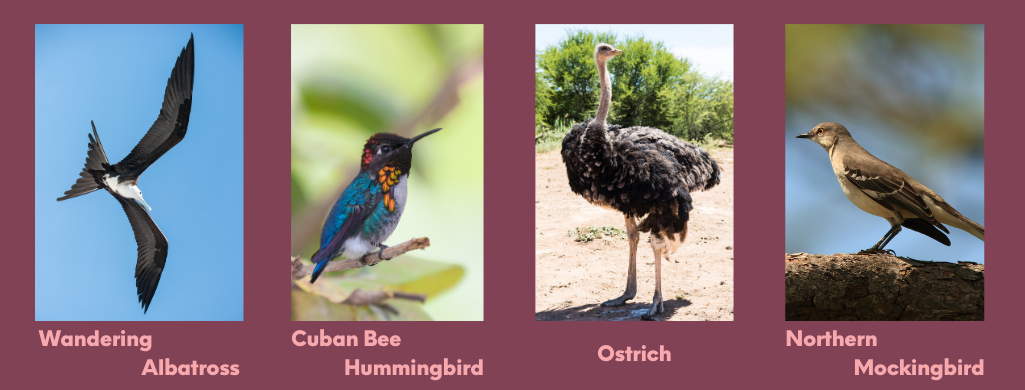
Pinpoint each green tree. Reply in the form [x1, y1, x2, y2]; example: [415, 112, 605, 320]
[536, 30, 733, 143]
[665, 74, 734, 142]
[607, 38, 688, 130]
[534, 68, 553, 129]
[536, 30, 617, 126]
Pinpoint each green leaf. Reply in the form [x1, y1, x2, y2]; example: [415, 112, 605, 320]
[291, 288, 435, 321]
[291, 289, 357, 321]
[371, 256, 465, 298]
[290, 256, 463, 321]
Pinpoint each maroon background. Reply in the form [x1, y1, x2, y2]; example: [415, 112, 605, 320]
[4, 1, 1022, 388]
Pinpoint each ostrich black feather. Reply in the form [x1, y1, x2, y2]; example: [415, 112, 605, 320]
[562, 119, 720, 238]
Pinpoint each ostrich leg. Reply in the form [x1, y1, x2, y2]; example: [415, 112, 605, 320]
[642, 234, 667, 321]
[602, 215, 638, 307]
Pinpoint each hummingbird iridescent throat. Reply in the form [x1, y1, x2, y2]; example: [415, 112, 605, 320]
[308, 128, 441, 283]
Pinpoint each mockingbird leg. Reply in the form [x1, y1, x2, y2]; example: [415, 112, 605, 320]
[641, 233, 667, 321]
[602, 215, 638, 307]
[860, 224, 901, 254]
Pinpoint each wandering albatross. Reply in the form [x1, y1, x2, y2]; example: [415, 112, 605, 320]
[57, 34, 195, 313]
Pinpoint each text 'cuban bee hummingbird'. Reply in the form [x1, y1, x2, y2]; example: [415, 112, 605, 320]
[309, 128, 441, 283]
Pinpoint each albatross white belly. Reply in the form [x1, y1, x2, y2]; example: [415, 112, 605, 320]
[104, 174, 152, 211]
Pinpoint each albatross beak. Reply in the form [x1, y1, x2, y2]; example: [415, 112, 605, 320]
[137, 196, 152, 211]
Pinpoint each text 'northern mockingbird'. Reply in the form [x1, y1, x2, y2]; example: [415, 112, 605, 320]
[796, 122, 984, 253]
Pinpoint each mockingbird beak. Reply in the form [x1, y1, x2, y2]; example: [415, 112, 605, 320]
[795, 132, 814, 139]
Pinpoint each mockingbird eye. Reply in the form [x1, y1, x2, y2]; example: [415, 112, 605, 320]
[817, 128, 824, 135]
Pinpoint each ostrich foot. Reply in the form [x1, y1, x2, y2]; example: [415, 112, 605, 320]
[640, 293, 664, 321]
[601, 292, 635, 307]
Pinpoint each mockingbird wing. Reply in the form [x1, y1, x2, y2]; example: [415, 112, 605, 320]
[841, 153, 945, 229]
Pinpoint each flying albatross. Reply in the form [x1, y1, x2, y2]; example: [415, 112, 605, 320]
[57, 34, 195, 313]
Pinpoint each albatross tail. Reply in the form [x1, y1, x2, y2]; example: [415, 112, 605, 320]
[57, 121, 111, 201]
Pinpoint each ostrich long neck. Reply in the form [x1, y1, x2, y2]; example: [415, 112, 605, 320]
[595, 57, 612, 126]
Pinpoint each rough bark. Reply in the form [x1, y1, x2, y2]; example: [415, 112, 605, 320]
[785, 253, 984, 321]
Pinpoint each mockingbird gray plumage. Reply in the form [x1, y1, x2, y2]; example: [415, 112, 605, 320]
[796, 122, 984, 253]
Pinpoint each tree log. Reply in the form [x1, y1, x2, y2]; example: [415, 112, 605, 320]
[785, 253, 984, 321]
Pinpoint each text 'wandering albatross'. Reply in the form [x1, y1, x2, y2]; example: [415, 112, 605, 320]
[57, 34, 195, 313]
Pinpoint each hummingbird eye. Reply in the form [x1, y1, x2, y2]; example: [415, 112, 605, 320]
[381, 145, 392, 153]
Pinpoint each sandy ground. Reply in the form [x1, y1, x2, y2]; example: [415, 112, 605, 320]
[534, 147, 734, 321]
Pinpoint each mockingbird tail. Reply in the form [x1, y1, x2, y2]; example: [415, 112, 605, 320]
[900, 219, 951, 246]
[929, 197, 985, 241]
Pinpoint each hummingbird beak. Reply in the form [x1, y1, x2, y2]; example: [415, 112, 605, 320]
[406, 128, 441, 147]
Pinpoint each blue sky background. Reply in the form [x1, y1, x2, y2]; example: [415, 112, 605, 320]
[785, 25, 984, 263]
[35, 25, 244, 320]
[535, 24, 734, 81]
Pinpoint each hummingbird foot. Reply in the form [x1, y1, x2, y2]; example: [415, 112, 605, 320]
[360, 244, 390, 267]
[376, 244, 391, 260]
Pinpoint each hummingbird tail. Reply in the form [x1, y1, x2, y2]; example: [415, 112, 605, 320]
[310, 260, 329, 284]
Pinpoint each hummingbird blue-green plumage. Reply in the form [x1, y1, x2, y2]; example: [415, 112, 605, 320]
[309, 128, 441, 283]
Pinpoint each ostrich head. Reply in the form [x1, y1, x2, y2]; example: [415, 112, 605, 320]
[594, 43, 622, 64]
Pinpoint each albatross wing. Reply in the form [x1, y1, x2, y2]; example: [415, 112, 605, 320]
[114, 34, 195, 179]
[113, 193, 168, 313]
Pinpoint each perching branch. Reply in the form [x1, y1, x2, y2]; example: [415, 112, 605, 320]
[785, 252, 984, 321]
[291, 237, 431, 280]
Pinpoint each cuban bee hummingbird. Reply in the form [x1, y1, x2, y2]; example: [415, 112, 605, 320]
[309, 128, 441, 283]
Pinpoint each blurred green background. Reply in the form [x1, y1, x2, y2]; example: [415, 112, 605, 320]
[785, 25, 984, 262]
[291, 24, 483, 320]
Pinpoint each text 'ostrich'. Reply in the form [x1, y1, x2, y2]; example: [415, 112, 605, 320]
[561, 43, 721, 320]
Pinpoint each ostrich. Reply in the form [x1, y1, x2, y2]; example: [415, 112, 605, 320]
[561, 43, 721, 321]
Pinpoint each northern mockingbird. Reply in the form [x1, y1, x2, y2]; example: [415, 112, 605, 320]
[796, 122, 984, 253]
